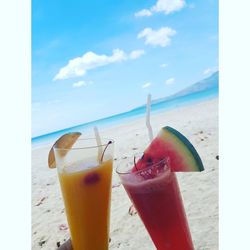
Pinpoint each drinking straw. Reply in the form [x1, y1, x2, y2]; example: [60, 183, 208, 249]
[94, 126, 102, 163]
[146, 94, 154, 142]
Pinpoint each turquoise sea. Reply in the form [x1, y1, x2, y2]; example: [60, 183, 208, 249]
[32, 86, 218, 148]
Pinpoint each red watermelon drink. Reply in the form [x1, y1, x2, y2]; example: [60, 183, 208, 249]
[117, 126, 204, 249]
[117, 158, 194, 250]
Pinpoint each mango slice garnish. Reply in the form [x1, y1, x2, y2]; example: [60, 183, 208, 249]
[48, 132, 82, 168]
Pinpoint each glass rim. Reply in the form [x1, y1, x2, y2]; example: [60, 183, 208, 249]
[116, 156, 170, 175]
[53, 137, 114, 151]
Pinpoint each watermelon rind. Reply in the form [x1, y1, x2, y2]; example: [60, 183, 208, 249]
[160, 126, 204, 172]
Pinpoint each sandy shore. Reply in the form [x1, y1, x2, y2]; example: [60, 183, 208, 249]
[32, 98, 218, 250]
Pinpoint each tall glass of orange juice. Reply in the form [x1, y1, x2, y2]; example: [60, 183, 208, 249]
[53, 138, 114, 250]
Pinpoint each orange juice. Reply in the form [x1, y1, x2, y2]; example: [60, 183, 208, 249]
[58, 159, 113, 250]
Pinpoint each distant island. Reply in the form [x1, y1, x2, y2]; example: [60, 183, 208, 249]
[133, 71, 219, 111]
[156, 71, 218, 101]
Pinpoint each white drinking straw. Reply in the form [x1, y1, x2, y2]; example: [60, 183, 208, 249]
[94, 126, 102, 163]
[146, 94, 154, 142]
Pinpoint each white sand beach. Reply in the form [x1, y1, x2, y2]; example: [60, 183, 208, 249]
[32, 98, 218, 250]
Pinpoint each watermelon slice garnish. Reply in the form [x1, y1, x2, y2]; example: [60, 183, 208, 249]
[133, 126, 204, 172]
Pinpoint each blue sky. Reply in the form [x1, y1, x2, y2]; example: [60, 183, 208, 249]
[32, 0, 218, 137]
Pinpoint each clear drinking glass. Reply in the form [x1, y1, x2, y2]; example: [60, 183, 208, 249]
[53, 138, 114, 250]
[116, 156, 194, 250]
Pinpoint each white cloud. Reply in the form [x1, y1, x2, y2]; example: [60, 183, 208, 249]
[54, 49, 145, 80]
[135, 0, 186, 17]
[142, 82, 152, 88]
[135, 9, 152, 17]
[152, 0, 185, 14]
[165, 77, 175, 85]
[129, 49, 145, 59]
[160, 63, 168, 68]
[138, 27, 176, 47]
[72, 80, 87, 88]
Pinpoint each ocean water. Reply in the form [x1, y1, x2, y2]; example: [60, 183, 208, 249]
[32, 87, 218, 148]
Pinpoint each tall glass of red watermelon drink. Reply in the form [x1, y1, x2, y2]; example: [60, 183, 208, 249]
[116, 156, 194, 250]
